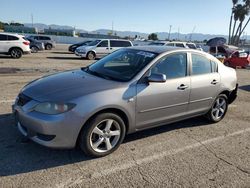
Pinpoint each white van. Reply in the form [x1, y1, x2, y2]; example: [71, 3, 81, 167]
[75, 39, 133, 60]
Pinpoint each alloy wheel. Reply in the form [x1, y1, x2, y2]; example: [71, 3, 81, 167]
[211, 97, 227, 120]
[90, 119, 121, 153]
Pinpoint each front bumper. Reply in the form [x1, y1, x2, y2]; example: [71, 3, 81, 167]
[75, 50, 86, 57]
[12, 100, 83, 149]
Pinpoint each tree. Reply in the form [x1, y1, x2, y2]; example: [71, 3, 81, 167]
[228, 0, 250, 45]
[228, 0, 238, 44]
[148, 33, 158, 40]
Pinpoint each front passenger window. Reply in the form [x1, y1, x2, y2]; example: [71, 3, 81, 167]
[151, 53, 187, 79]
[98, 41, 108, 47]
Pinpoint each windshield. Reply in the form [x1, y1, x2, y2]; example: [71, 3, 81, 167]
[87, 40, 101, 46]
[85, 49, 158, 81]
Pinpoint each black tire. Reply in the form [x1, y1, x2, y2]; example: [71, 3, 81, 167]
[10, 48, 23, 59]
[87, 51, 96, 60]
[45, 44, 52, 50]
[31, 46, 39, 53]
[206, 94, 228, 123]
[79, 113, 126, 157]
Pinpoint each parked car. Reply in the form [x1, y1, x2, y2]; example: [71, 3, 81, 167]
[0, 33, 31, 58]
[75, 39, 133, 60]
[149, 41, 202, 51]
[13, 46, 238, 157]
[224, 51, 250, 68]
[25, 38, 45, 53]
[28, 35, 56, 50]
[68, 40, 92, 53]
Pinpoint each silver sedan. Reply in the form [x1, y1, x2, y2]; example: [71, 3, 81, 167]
[13, 46, 238, 157]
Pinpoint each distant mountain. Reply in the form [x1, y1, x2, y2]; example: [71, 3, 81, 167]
[23, 23, 231, 41]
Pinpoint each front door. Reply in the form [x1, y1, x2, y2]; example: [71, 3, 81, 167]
[95, 40, 110, 58]
[136, 52, 191, 129]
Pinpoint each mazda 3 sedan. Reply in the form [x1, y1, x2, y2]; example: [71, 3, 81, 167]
[13, 46, 238, 157]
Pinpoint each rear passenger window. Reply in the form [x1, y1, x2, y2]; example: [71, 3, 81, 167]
[151, 53, 187, 79]
[0, 34, 7, 41]
[110, 41, 131, 47]
[166, 43, 174, 46]
[7, 35, 19, 41]
[176, 43, 185, 48]
[192, 54, 212, 75]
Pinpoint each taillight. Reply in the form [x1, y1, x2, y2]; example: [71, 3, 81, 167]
[23, 41, 30, 45]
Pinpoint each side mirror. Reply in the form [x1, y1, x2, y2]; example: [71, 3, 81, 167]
[147, 73, 167, 83]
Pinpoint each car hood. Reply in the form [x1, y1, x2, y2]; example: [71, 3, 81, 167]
[22, 69, 122, 102]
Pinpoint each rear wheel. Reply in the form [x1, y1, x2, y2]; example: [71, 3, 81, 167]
[45, 44, 52, 50]
[79, 113, 126, 157]
[87, 51, 96, 60]
[31, 46, 39, 53]
[10, 48, 22, 59]
[206, 94, 228, 123]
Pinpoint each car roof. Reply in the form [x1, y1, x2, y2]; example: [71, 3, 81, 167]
[0, 32, 23, 37]
[128, 46, 182, 54]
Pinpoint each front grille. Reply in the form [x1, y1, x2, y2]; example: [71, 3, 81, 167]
[17, 93, 32, 106]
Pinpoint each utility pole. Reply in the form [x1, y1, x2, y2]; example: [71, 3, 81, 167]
[31, 13, 34, 27]
[189, 26, 196, 42]
[112, 21, 114, 35]
[168, 25, 172, 41]
[178, 27, 180, 41]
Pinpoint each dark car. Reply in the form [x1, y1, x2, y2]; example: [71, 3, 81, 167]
[28, 36, 56, 50]
[68, 40, 92, 52]
[25, 38, 45, 53]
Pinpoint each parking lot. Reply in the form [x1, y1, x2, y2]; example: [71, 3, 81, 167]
[0, 45, 249, 188]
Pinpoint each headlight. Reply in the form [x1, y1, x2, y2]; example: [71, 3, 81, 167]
[34, 102, 76, 115]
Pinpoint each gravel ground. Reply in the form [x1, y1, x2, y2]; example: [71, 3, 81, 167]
[0, 45, 249, 188]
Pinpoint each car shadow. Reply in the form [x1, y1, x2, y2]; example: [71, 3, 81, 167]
[239, 85, 250, 92]
[0, 55, 13, 59]
[47, 56, 83, 60]
[0, 113, 209, 176]
[51, 52, 73, 54]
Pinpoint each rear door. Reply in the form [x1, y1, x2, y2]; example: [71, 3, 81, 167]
[7, 35, 20, 50]
[0, 34, 8, 52]
[95, 40, 109, 57]
[188, 52, 220, 115]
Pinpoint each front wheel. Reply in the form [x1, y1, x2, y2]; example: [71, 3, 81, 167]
[31, 46, 39, 53]
[87, 51, 96, 60]
[79, 113, 126, 157]
[45, 44, 52, 50]
[10, 48, 22, 59]
[206, 94, 228, 123]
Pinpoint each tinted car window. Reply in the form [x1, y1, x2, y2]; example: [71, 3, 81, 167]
[0, 34, 7, 41]
[98, 40, 108, 47]
[40, 36, 50, 40]
[110, 40, 131, 47]
[151, 53, 187, 79]
[166, 43, 175, 46]
[175, 43, 185, 48]
[192, 54, 212, 75]
[34, 36, 39, 40]
[7, 35, 19, 41]
[186, 43, 196, 49]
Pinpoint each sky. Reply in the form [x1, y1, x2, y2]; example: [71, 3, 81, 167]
[0, 0, 248, 35]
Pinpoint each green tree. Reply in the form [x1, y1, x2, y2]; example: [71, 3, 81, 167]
[229, 0, 250, 45]
[148, 33, 158, 40]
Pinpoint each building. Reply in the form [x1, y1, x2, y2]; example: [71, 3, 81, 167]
[44, 28, 75, 36]
[4, 25, 37, 34]
[79, 32, 120, 39]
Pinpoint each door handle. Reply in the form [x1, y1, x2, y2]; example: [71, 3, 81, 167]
[178, 84, 188, 90]
[110, 47, 113, 50]
[211, 79, 218, 85]
[106, 47, 109, 50]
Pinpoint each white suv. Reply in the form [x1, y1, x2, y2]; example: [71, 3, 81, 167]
[75, 39, 133, 60]
[0, 33, 31, 58]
